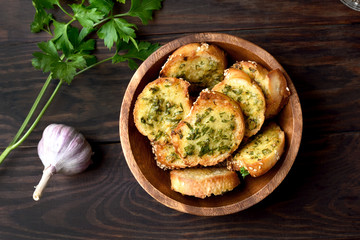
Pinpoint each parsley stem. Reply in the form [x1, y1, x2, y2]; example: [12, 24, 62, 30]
[93, 18, 110, 27]
[75, 56, 113, 76]
[11, 80, 63, 150]
[113, 13, 131, 18]
[0, 79, 62, 164]
[0, 148, 11, 165]
[0, 54, 112, 164]
[10, 73, 53, 145]
[42, 27, 53, 36]
[57, 2, 74, 19]
[93, 12, 130, 27]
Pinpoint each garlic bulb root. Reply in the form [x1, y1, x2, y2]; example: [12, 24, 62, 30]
[33, 165, 56, 201]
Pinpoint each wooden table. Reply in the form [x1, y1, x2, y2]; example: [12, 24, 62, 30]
[1, 0, 359, 239]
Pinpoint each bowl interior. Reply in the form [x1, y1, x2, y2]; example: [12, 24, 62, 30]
[120, 33, 302, 216]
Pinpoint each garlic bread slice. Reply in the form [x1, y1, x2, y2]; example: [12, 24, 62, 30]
[232, 61, 290, 118]
[170, 167, 240, 199]
[152, 142, 196, 170]
[134, 77, 192, 144]
[212, 68, 266, 137]
[160, 43, 227, 90]
[232, 61, 269, 89]
[171, 90, 245, 167]
[228, 122, 285, 177]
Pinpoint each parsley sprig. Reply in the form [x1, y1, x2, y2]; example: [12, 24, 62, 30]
[0, 0, 163, 164]
[240, 166, 250, 178]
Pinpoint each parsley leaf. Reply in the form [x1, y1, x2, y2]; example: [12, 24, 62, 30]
[78, 27, 95, 43]
[240, 167, 250, 178]
[127, 0, 163, 25]
[89, 0, 114, 15]
[53, 21, 74, 56]
[51, 54, 87, 84]
[76, 37, 97, 66]
[32, 41, 60, 72]
[112, 40, 160, 69]
[38, 40, 59, 58]
[31, 8, 53, 33]
[78, 39, 96, 52]
[33, 0, 58, 9]
[31, 0, 59, 33]
[97, 18, 137, 50]
[70, 4, 104, 28]
[32, 40, 90, 84]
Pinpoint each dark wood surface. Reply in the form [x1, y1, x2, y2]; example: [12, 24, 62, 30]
[0, 0, 359, 239]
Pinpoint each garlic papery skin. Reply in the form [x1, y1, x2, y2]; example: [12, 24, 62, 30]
[33, 124, 92, 201]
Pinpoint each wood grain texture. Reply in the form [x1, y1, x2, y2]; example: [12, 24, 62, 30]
[1, 24, 359, 146]
[1, 0, 360, 43]
[0, 0, 359, 238]
[0, 132, 359, 239]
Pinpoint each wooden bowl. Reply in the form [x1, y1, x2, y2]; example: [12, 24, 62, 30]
[119, 33, 302, 216]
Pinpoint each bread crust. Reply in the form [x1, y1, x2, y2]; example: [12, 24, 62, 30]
[160, 42, 227, 90]
[212, 68, 266, 137]
[228, 122, 285, 177]
[265, 69, 291, 118]
[171, 90, 245, 167]
[133, 77, 192, 144]
[170, 167, 240, 198]
[152, 142, 196, 170]
[232, 61, 290, 118]
[232, 61, 269, 86]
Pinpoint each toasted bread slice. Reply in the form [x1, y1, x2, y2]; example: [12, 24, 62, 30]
[228, 122, 285, 177]
[160, 42, 227, 90]
[232, 61, 290, 118]
[152, 142, 196, 170]
[265, 69, 291, 118]
[212, 68, 266, 137]
[232, 61, 269, 88]
[171, 90, 245, 167]
[133, 77, 192, 144]
[170, 167, 240, 198]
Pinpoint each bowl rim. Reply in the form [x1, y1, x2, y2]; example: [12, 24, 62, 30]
[120, 32, 303, 216]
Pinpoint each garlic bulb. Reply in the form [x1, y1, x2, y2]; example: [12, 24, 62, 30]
[33, 124, 92, 201]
